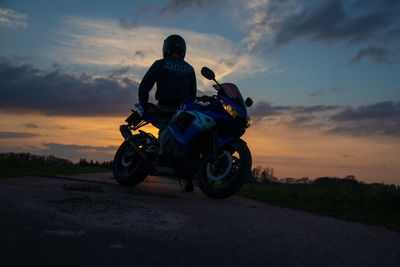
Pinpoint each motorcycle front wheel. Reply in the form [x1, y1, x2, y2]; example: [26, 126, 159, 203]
[198, 140, 252, 199]
[113, 135, 149, 186]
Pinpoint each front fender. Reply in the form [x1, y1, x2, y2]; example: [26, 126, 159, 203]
[217, 137, 244, 148]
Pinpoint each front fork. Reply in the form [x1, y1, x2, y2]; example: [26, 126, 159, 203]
[209, 129, 219, 162]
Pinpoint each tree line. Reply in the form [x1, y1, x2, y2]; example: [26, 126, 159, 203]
[0, 153, 113, 169]
[250, 165, 358, 185]
[78, 158, 113, 169]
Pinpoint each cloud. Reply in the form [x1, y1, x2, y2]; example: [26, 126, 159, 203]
[38, 143, 117, 162]
[42, 143, 116, 152]
[249, 100, 342, 121]
[108, 66, 131, 79]
[295, 105, 341, 114]
[244, 0, 400, 51]
[119, 18, 138, 30]
[0, 131, 39, 139]
[0, 57, 138, 116]
[248, 100, 278, 118]
[0, 8, 28, 29]
[330, 101, 400, 121]
[158, 0, 224, 14]
[309, 89, 325, 98]
[291, 115, 315, 124]
[309, 86, 344, 97]
[349, 44, 397, 65]
[328, 101, 400, 136]
[22, 122, 67, 130]
[52, 17, 268, 90]
[248, 99, 400, 137]
[24, 123, 39, 128]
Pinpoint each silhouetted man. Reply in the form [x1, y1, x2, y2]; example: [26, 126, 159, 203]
[138, 34, 197, 192]
[138, 34, 196, 126]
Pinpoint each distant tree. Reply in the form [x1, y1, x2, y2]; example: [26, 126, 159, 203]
[296, 177, 310, 184]
[281, 177, 296, 184]
[344, 175, 356, 180]
[260, 166, 276, 183]
[79, 158, 88, 166]
[251, 166, 262, 183]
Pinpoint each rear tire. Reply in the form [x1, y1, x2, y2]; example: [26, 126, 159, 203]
[198, 140, 252, 199]
[113, 136, 148, 186]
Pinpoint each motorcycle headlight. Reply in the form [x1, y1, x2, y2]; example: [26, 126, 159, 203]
[220, 99, 240, 118]
[245, 117, 252, 128]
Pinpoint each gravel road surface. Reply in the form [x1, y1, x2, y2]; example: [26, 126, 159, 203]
[1, 173, 399, 266]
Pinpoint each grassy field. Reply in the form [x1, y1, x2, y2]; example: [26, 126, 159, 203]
[2, 152, 399, 231]
[0, 155, 110, 178]
[239, 179, 400, 231]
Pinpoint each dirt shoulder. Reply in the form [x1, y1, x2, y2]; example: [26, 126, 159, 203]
[1, 173, 399, 266]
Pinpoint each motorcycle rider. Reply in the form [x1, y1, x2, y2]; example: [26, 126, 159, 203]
[138, 34, 197, 191]
[138, 34, 196, 124]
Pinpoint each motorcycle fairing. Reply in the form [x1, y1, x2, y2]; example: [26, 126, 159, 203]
[185, 110, 216, 130]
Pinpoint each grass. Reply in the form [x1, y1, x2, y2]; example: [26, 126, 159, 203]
[238, 180, 400, 231]
[62, 184, 105, 193]
[0, 157, 110, 178]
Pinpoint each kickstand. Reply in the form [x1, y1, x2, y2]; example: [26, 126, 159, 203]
[178, 177, 185, 193]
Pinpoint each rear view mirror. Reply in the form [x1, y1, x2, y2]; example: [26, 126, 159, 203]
[245, 97, 253, 107]
[201, 67, 215, 80]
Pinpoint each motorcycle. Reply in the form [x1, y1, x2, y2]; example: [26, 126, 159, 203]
[113, 67, 253, 199]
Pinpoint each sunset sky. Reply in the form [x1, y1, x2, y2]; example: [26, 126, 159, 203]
[1, 0, 399, 184]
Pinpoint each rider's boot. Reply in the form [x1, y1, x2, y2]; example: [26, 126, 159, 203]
[184, 178, 194, 192]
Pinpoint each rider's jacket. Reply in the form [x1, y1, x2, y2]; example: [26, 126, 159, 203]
[138, 56, 196, 109]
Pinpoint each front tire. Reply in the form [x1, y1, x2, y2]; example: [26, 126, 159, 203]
[113, 136, 148, 186]
[198, 140, 252, 199]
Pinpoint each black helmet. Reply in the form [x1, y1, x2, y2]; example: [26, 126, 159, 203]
[162, 34, 186, 59]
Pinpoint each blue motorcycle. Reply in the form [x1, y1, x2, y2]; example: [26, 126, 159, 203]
[113, 67, 253, 199]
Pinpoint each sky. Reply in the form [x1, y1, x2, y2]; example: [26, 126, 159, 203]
[0, 0, 399, 184]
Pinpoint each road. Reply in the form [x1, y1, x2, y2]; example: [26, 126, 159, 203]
[0, 173, 399, 266]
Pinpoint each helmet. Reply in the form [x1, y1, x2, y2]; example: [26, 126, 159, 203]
[162, 34, 186, 59]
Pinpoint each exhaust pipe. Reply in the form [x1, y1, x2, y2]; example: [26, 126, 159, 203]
[120, 125, 148, 160]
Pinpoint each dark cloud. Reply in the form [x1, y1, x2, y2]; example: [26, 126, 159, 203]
[119, 18, 138, 30]
[248, 99, 400, 137]
[309, 86, 345, 97]
[22, 123, 67, 130]
[291, 115, 316, 126]
[249, 0, 400, 51]
[0, 131, 39, 139]
[38, 143, 118, 162]
[249, 101, 342, 119]
[24, 122, 39, 128]
[349, 45, 397, 64]
[328, 101, 400, 136]
[134, 50, 145, 57]
[108, 66, 130, 79]
[0, 57, 139, 116]
[331, 101, 400, 121]
[309, 89, 325, 97]
[274, 1, 398, 45]
[298, 105, 340, 114]
[248, 101, 279, 118]
[42, 143, 116, 152]
[158, 0, 224, 14]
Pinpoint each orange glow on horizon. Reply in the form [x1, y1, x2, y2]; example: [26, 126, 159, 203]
[1, 113, 399, 185]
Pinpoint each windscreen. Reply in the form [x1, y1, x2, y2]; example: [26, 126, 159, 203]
[213, 83, 246, 112]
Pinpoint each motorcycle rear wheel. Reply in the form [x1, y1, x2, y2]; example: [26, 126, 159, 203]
[113, 136, 148, 186]
[198, 140, 252, 199]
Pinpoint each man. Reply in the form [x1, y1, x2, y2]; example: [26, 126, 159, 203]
[138, 34, 196, 125]
[138, 34, 197, 192]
